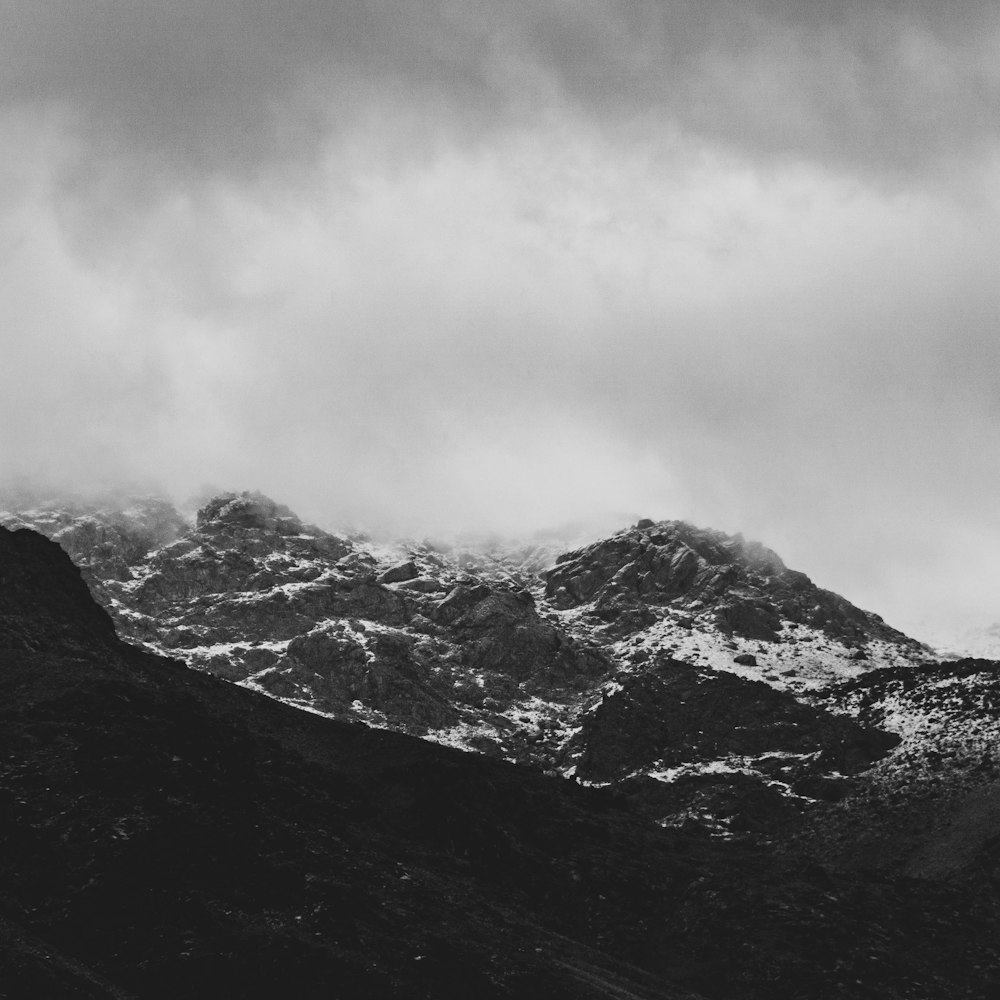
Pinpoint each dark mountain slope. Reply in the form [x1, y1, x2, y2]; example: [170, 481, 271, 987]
[0, 527, 121, 657]
[795, 658, 1000, 883]
[2, 526, 1000, 998]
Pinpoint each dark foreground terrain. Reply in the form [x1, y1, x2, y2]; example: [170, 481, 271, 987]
[2, 524, 999, 999]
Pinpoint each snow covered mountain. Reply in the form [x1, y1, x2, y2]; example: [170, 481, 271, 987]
[2, 486, 955, 838]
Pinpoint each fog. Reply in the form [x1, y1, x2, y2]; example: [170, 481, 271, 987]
[2, 2, 999, 644]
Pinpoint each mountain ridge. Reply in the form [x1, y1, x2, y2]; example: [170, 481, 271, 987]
[3, 521, 1000, 997]
[1, 487, 938, 837]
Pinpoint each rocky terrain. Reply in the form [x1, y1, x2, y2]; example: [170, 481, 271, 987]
[2, 488, 942, 835]
[3, 522, 1000, 998]
[6, 482, 994, 916]
[6, 485, 999, 859]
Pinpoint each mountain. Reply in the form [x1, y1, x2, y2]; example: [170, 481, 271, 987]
[3, 523, 1000, 997]
[1, 523, 696, 999]
[545, 518, 925, 681]
[2, 489, 935, 833]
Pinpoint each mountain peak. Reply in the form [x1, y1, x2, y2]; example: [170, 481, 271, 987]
[196, 490, 302, 533]
[546, 518, 907, 648]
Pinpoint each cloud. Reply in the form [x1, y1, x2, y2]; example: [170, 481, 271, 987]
[2, 3, 1000, 640]
[4, 2, 1000, 179]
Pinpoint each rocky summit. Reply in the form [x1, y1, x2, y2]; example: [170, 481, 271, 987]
[546, 518, 911, 644]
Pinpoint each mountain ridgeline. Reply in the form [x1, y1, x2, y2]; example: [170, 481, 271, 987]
[1, 490, 933, 830]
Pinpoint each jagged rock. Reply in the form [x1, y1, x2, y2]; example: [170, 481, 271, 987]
[270, 625, 456, 729]
[335, 551, 378, 578]
[197, 490, 297, 532]
[433, 584, 609, 689]
[431, 583, 492, 625]
[734, 653, 758, 666]
[593, 588, 657, 632]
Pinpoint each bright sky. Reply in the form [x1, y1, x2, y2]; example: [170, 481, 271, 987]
[2, 2, 999, 643]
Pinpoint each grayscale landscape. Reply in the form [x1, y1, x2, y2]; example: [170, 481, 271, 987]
[2, 4, 999, 998]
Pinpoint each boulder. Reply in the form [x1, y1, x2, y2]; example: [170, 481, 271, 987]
[197, 491, 299, 533]
[377, 561, 419, 585]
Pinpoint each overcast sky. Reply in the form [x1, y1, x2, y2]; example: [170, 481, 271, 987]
[2, 1, 999, 642]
